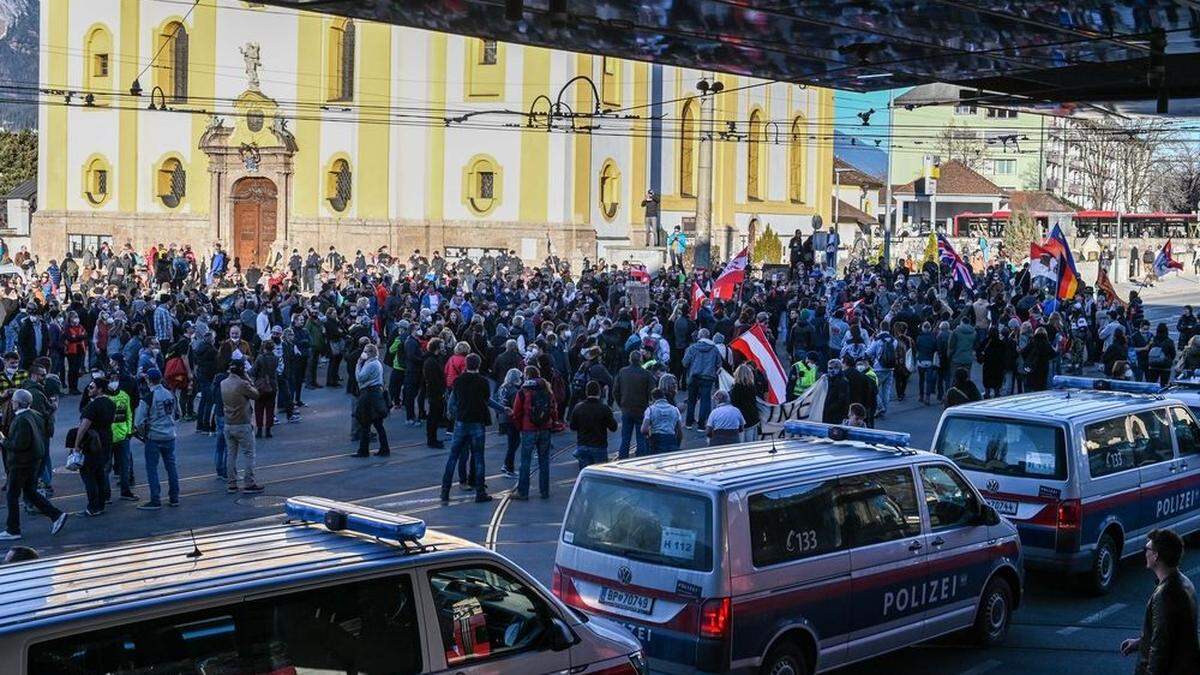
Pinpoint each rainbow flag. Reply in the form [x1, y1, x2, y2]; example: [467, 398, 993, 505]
[1038, 224, 1079, 300]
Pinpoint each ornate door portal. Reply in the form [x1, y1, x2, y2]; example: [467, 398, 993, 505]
[232, 177, 277, 267]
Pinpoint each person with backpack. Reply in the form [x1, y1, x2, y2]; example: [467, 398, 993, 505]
[133, 368, 180, 510]
[509, 365, 558, 501]
[570, 346, 611, 413]
[867, 325, 898, 418]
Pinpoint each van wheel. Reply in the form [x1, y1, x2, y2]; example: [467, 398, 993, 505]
[761, 640, 809, 675]
[1087, 534, 1119, 596]
[970, 577, 1013, 646]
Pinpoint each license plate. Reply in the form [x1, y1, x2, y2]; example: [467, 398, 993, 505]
[599, 587, 655, 615]
[986, 498, 1019, 516]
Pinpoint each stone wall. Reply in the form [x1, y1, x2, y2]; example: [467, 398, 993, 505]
[32, 210, 598, 265]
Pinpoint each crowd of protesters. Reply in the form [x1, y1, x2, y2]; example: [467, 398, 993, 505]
[0, 226, 1194, 539]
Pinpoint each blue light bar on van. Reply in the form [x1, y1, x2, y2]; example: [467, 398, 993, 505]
[783, 421, 911, 447]
[1050, 375, 1162, 395]
[285, 496, 426, 543]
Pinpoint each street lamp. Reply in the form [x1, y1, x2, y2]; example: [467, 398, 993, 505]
[693, 76, 724, 270]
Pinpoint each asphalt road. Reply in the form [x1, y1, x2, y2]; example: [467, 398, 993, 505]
[5, 284, 1200, 674]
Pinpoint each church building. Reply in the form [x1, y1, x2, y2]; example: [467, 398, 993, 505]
[36, 0, 835, 266]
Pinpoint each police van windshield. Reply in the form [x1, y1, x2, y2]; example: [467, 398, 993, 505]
[563, 476, 713, 572]
[935, 416, 1067, 480]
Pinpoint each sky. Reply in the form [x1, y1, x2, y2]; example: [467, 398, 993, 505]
[831, 88, 907, 178]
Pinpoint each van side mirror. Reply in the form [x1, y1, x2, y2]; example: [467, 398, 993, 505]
[549, 617, 576, 652]
[979, 503, 1001, 526]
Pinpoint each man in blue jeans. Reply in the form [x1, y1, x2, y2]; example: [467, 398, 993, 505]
[682, 329, 721, 431]
[440, 354, 508, 504]
[134, 369, 180, 509]
[614, 352, 653, 458]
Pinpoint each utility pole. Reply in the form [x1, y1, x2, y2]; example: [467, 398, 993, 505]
[694, 75, 723, 271]
[882, 89, 896, 267]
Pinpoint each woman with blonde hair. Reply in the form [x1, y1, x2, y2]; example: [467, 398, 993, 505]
[353, 342, 390, 457]
[492, 367, 524, 477]
[730, 363, 762, 442]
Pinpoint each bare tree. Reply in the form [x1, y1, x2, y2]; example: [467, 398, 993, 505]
[1058, 116, 1172, 211]
[1115, 119, 1172, 211]
[935, 120, 988, 172]
[1160, 146, 1200, 214]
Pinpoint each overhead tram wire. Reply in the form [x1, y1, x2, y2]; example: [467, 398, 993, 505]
[10, 93, 1200, 154]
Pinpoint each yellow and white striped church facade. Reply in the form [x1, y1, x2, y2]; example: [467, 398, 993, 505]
[35, 0, 835, 266]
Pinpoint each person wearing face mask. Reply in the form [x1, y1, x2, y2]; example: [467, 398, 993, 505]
[0, 352, 29, 398]
[215, 325, 252, 376]
[137, 338, 163, 380]
[63, 312, 87, 395]
[17, 305, 49, 371]
[844, 356, 878, 428]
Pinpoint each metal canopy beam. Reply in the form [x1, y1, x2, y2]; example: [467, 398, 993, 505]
[257, 0, 1200, 106]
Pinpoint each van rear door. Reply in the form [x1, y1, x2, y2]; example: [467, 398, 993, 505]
[554, 475, 719, 670]
[934, 414, 1069, 553]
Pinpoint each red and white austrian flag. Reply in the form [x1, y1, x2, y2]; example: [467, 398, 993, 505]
[729, 323, 788, 404]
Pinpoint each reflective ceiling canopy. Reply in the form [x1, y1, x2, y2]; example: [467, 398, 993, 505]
[258, 1, 1200, 107]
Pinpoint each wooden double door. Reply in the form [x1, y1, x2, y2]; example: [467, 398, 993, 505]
[232, 177, 277, 267]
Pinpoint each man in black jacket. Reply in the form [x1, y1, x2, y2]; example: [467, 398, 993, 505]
[440, 354, 508, 503]
[614, 352, 653, 459]
[422, 338, 446, 449]
[1121, 528, 1200, 674]
[570, 381, 617, 468]
[1, 390, 68, 540]
[821, 359, 850, 425]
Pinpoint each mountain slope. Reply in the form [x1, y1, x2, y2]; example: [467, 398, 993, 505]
[0, 0, 38, 130]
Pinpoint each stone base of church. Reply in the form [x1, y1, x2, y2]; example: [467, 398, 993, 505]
[31, 210, 212, 259]
[32, 210, 600, 267]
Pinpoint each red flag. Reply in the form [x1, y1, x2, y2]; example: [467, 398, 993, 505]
[729, 323, 787, 404]
[712, 247, 749, 300]
[689, 281, 707, 320]
[1096, 268, 1126, 308]
[628, 265, 650, 283]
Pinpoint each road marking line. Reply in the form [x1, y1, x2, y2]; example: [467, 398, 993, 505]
[483, 442, 575, 550]
[1056, 602, 1127, 635]
[958, 659, 1001, 675]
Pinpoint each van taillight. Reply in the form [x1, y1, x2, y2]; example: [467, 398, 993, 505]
[1055, 499, 1082, 553]
[552, 566, 584, 607]
[699, 597, 731, 640]
[1056, 499, 1081, 530]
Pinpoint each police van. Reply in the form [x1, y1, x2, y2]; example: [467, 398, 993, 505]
[552, 422, 1023, 674]
[932, 376, 1200, 594]
[0, 496, 645, 675]
[1161, 371, 1200, 418]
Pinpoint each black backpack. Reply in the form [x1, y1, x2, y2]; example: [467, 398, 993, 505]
[879, 338, 897, 369]
[527, 386, 553, 427]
